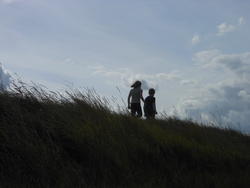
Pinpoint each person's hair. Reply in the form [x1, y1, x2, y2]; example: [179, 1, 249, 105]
[149, 88, 155, 95]
[131, 81, 142, 88]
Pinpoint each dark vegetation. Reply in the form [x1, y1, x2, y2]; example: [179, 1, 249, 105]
[1, 83, 250, 188]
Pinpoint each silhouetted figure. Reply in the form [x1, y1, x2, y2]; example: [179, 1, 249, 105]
[144, 88, 157, 119]
[128, 81, 144, 117]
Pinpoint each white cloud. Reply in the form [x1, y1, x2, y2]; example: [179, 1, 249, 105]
[175, 81, 250, 132]
[174, 50, 250, 133]
[180, 79, 197, 86]
[194, 50, 250, 79]
[0, 63, 11, 90]
[91, 66, 181, 90]
[155, 71, 180, 81]
[193, 49, 221, 65]
[238, 90, 250, 101]
[238, 17, 246, 25]
[217, 22, 236, 36]
[191, 34, 200, 45]
[216, 17, 246, 36]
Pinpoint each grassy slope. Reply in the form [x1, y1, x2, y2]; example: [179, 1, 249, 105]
[1, 90, 250, 188]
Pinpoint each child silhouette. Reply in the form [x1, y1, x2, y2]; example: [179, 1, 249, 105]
[144, 88, 157, 119]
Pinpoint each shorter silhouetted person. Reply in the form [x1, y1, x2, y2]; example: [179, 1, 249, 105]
[128, 81, 144, 117]
[144, 88, 157, 119]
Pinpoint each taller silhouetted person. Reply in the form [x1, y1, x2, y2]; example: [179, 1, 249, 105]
[128, 81, 144, 117]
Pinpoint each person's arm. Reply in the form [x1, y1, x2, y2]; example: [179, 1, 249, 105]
[140, 89, 144, 103]
[127, 91, 132, 109]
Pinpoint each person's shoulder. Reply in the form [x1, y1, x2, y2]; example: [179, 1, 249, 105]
[145, 96, 152, 102]
[148, 96, 155, 102]
[151, 96, 155, 100]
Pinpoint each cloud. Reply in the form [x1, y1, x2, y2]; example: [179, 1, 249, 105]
[91, 66, 181, 90]
[216, 17, 245, 36]
[175, 81, 250, 133]
[180, 79, 197, 86]
[193, 49, 221, 64]
[174, 50, 250, 133]
[238, 17, 246, 25]
[0, 63, 11, 90]
[191, 34, 200, 45]
[194, 49, 250, 79]
[217, 23, 236, 36]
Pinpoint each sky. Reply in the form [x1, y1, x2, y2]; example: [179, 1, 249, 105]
[1, 0, 250, 132]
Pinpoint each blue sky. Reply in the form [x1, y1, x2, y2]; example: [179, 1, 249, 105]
[1, 0, 250, 132]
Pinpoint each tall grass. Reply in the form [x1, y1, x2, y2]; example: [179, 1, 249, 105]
[0, 81, 250, 188]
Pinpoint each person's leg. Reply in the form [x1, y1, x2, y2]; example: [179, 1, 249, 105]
[131, 103, 136, 116]
[150, 114, 155, 119]
[136, 104, 142, 118]
[146, 112, 155, 120]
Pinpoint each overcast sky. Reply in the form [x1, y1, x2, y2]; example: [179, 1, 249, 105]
[1, 0, 250, 132]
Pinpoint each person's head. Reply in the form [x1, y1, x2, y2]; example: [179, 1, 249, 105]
[149, 88, 155, 96]
[131, 80, 142, 88]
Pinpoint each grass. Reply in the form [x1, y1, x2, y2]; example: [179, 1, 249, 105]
[0, 82, 250, 187]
